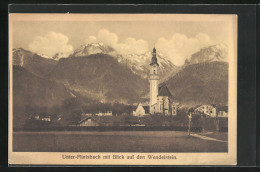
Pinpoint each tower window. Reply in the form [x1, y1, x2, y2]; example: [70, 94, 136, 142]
[153, 70, 156, 74]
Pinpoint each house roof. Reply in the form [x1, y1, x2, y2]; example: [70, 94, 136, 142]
[143, 106, 150, 114]
[134, 104, 150, 114]
[194, 104, 218, 110]
[79, 116, 95, 124]
[217, 106, 228, 112]
[158, 84, 172, 97]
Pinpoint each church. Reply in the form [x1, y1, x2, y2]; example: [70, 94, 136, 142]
[149, 47, 177, 116]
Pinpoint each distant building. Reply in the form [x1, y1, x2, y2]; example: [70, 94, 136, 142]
[78, 117, 98, 126]
[96, 111, 113, 116]
[34, 115, 51, 121]
[35, 115, 40, 120]
[149, 47, 177, 116]
[192, 105, 228, 118]
[81, 111, 113, 117]
[42, 116, 51, 122]
[133, 104, 149, 117]
[217, 106, 228, 118]
[194, 104, 217, 117]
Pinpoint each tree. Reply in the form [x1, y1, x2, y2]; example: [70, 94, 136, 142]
[61, 98, 82, 125]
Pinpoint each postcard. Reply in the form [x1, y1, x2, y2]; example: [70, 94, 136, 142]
[9, 13, 237, 165]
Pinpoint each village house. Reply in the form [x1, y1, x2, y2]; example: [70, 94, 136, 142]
[191, 105, 228, 118]
[78, 116, 98, 126]
[81, 111, 113, 117]
[34, 115, 51, 122]
[217, 106, 228, 118]
[193, 104, 217, 117]
[133, 104, 149, 117]
[96, 111, 113, 116]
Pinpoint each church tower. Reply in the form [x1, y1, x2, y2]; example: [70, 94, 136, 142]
[149, 47, 159, 113]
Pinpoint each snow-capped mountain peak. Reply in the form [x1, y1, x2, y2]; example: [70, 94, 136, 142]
[71, 43, 115, 57]
[36, 53, 50, 59]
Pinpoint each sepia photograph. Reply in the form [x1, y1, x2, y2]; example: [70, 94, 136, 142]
[9, 13, 237, 165]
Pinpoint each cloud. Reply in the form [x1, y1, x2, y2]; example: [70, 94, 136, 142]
[85, 35, 97, 44]
[85, 29, 148, 55]
[155, 33, 211, 66]
[28, 32, 73, 58]
[97, 29, 118, 47]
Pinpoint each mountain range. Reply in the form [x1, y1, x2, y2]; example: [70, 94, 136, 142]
[13, 48, 58, 78]
[184, 43, 228, 65]
[67, 43, 180, 81]
[12, 43, 228, 111]
[47, 53, 149, 104]
[166, 61, 228, 106]
[13, 65, 73, 108]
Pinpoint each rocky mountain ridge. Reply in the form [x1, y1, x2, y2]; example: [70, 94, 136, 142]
[12, 43, 229, 107]
[185, 43, 228, 65]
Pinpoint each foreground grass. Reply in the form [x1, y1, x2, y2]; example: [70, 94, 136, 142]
[13, 131, 228, 152]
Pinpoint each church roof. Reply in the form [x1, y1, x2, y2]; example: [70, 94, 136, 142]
[158, 84, 172, 97]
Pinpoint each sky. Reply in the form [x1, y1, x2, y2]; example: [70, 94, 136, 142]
[11, 14, 237, 66]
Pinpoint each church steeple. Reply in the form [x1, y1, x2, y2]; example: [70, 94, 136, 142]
[150, 47, 159, 66]
[149, 47, 159, 113]
[153, 47, 156, 56]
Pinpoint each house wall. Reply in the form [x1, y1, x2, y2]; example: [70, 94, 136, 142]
[218, 111, 228, 118]
[158, 96, 170, 115]
[172, 103, 178, 116]
[150, 103, 158, 115]
[195, 105, 217, 117]
[133, 105, 147, 117]
[96, 111, 113, 116]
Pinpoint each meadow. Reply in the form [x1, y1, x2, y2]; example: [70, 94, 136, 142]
[13, 131, 228, 152]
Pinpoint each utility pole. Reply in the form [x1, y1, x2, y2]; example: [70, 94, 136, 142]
[216, 112, 219, 132]
[188, 112, 192, 136]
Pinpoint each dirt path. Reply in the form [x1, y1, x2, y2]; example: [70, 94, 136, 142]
[190, 133, 228, 143]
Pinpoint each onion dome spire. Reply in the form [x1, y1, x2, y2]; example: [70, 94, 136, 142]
[150, 47, 159, 66]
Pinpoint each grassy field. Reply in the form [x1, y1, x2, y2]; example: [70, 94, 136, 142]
[13, 131, 228, 152]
